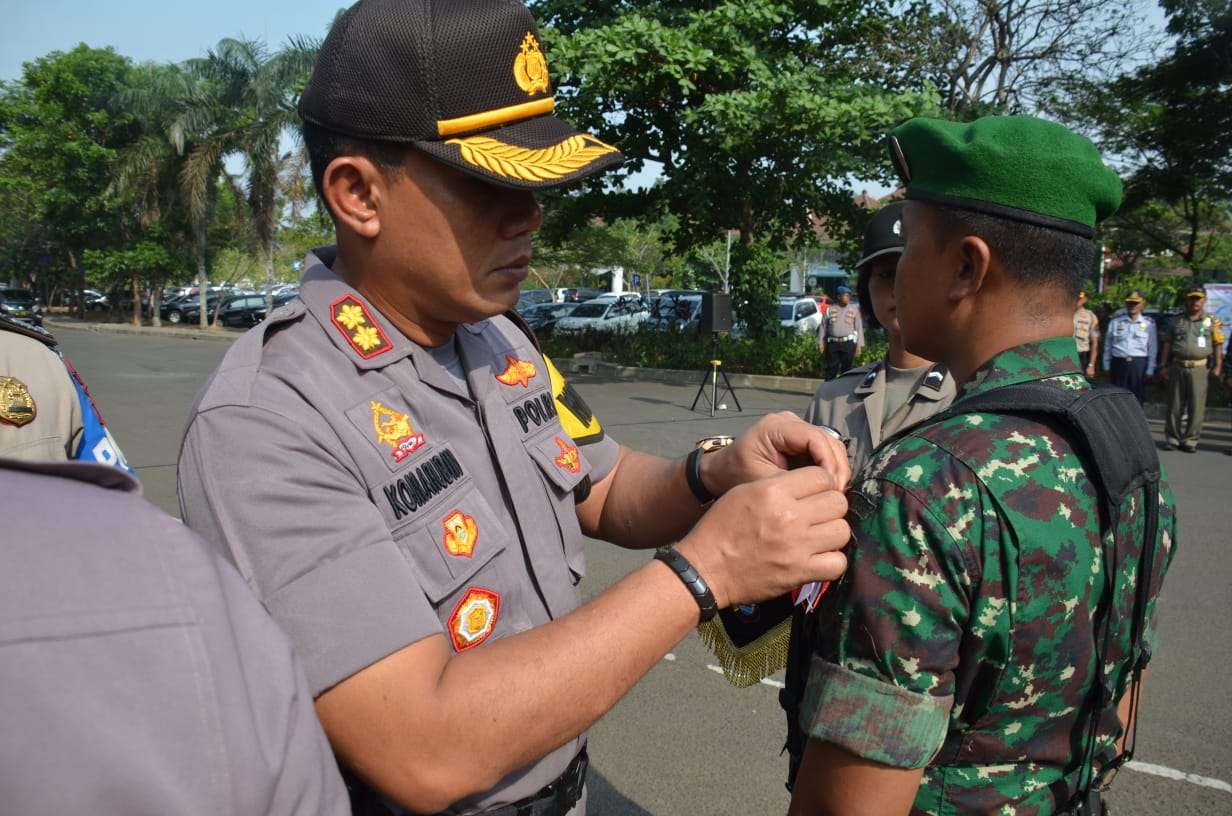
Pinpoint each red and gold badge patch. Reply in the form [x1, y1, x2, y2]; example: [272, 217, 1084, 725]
[370, 400, 425, 462]
[553, 436, 580, 473]
[442, 510, 478, 558]
[330, 295, 392, 359]
[448, 587, 500, 652]
[495, 355, 536, 387]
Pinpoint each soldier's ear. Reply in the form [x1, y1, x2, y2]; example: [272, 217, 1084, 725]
[323, 156, 385, 240]
[947, 235, 991, 302]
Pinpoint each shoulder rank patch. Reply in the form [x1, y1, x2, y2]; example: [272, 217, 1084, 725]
[545, 356, 603, 444]
[923, 366, 948, 392]
[330, 295, 392, 359]
[553, 436, 581, 473]
[0, 376, 36, 427]
[495, 355, 537, 387]
[442, 510, 478, 558]
[448, 587, 500, 652]
[371, 400, 426, 462]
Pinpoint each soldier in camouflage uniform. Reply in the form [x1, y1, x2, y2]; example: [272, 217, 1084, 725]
[787, 116, 1178, 815]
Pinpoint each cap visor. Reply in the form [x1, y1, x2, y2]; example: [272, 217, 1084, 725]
[417, 115, 624, 190]
[854, 246, 904, 269]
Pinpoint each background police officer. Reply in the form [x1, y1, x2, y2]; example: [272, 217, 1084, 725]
[1103, 289, 1157, 404]
[1073, 290, 1100, 378]
[1161, 286, 1224, 451]
[817, 285, 864, 380]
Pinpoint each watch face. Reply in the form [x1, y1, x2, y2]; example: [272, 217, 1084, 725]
[696, 435, 734, 452]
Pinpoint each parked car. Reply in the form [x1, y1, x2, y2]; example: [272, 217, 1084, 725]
[553, 287, 606, 303]
[217, 292, 298, 328]
[519, 302, 579, 336]
[161, 292, 224, 324]
[778, 295, 822, 334]
[63, 288, 109, 311]
[646, 292, 704, 331]
[554, 293, 650, 336]
[516, 288, 554, 309]
[0, 288, 43, 326]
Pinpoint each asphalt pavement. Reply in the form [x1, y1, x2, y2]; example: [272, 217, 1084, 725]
[45, 318, 1232, 815]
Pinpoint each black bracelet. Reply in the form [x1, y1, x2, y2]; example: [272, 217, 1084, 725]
[654, 546, 718, 623]
[685, 447, 718, 504]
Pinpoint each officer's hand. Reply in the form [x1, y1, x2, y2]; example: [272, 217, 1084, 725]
[675, 467, 849, 608]
[700, 411, 850, 492]
[1160, 367, 1170, 381]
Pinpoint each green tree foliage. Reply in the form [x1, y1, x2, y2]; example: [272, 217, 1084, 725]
[1069, 0, 1231, 276]
[530, 0, 939, 327]
[0, 45, 139, 306]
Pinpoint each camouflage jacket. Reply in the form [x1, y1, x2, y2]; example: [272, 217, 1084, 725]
[799, 337, 1177, 815]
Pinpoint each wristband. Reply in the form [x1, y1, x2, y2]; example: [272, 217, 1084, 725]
[685, 447, 717, 504]
[654, 546, 718, 623]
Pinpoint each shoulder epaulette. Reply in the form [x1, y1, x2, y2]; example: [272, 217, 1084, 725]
[0, 312, 57, 346]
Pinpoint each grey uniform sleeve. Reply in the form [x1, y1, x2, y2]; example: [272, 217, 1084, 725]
[179, 402, 442, 696]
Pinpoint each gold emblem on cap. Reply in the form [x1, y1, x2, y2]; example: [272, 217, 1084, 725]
[0, 376, 36, 427]
[446, 134, 619, 183]
[513, 32, 549, 96]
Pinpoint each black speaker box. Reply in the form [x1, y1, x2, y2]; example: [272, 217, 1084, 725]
[699, 292, 733, 333]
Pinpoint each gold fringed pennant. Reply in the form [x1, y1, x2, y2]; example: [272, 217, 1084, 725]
[696, 594, 795, 688]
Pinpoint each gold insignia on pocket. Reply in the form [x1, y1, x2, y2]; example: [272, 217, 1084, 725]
[553, 436, 580, 473]
[442, 510, 478, 558]
[371, 401, 425, 462]
[495, 355, 537, 387]
[449, 587, 500, 652]
[513, 32, 549, 95]
[0, 376, 36, 427]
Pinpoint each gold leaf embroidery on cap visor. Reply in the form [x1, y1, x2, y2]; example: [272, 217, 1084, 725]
[445, 134, 618, 182]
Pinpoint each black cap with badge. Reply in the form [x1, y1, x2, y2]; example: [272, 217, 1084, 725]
[298, 0, 624, 190]
[855, 201, 905, 270]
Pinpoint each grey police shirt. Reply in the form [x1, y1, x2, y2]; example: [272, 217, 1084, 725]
[0, 457, 348, 815]
[178, 248, 619, 813]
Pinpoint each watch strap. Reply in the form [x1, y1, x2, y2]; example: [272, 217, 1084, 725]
[654, 546, 718, 623]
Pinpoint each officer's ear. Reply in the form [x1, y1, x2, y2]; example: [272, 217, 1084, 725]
[322, 155, 385, 240]
[948, 234, 991, 302]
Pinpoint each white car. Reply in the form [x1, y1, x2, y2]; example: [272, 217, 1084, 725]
[778, 296, 822, 334]
[554, 294, 650, 336]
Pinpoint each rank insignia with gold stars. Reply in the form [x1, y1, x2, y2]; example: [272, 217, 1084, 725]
[330, 295, 392, 359]
[442, 510, 478, 558]
[552, 436, 580, 473]
[0, 376, 36, 427]
[495, 355, 537, 387]
[448, 587, 500, 652]
[370, 400, 426, 462]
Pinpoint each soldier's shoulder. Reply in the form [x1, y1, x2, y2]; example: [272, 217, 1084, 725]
[0, 312, 57, 346]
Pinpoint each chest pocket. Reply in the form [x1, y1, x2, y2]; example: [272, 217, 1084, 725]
[525, 432, 590, 580]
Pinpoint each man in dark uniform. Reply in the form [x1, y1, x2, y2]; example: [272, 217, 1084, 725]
[176, 1, 852, 814]
[1, 457, 348, 814]
[818, 285, 864, 380]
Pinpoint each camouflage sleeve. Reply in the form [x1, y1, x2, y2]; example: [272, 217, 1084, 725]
[800, 438, 985, 768]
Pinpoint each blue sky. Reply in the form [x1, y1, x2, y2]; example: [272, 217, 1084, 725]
[3, 0, 348, 83]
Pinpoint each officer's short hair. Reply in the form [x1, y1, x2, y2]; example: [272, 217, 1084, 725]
[303, 123, 414, 218]
[931, 205, 1095, 298]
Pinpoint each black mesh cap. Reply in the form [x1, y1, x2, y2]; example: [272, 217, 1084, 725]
[855, 201, 905, 269]
[298, 0, 624, 190]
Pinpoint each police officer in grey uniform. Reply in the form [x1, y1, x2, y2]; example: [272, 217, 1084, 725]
[804, 202, 955, 469]
[1103, 289, 1157, 404]
[176, 1, 852, 814]
[1161, 286, 1224, 451]
[1, 457, 348, 815]
[818, 285, 865, 380]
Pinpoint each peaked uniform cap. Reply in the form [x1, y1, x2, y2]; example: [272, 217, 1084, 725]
[855, 201, 905, 269]
[888, 115, 1122, 238]
[298, 0, 624, 190]
[1124, 289, 1145, 303]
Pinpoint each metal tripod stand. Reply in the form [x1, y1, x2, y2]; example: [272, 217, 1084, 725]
[690, 333, 742, 416]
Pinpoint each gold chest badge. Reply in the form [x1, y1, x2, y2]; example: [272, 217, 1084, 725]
[448, 587, 500, 652]
[0, 376, 36, 427]
[371, 400, 426, 462]
[513, 32, 549, 96]
[495, 355, 537, 387]
[442, 510, 478, 558]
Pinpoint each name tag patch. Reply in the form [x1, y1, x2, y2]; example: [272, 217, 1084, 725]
[383, 449, 466, 520]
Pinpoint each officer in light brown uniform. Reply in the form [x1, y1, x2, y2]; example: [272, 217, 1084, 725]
[804, 202, 955, 470]
[818, 285, 864, 380]
[1073, 290, 1100, 378]
[1161, 286, 1224, 451]
[176, 1, 852, 814]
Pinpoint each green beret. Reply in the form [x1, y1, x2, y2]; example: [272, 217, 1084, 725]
[888, 115, 1122, 238]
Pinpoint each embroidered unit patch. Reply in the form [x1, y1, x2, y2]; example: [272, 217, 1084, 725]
[448, 587, 500, 652]
[513, 32, 549, 95]
[371, 400, 426, 462]
[442, 510, 478, 558]
[553, 436, 580, 473]
[330, 295, 392, 359]
[495, 354, 537, 387]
